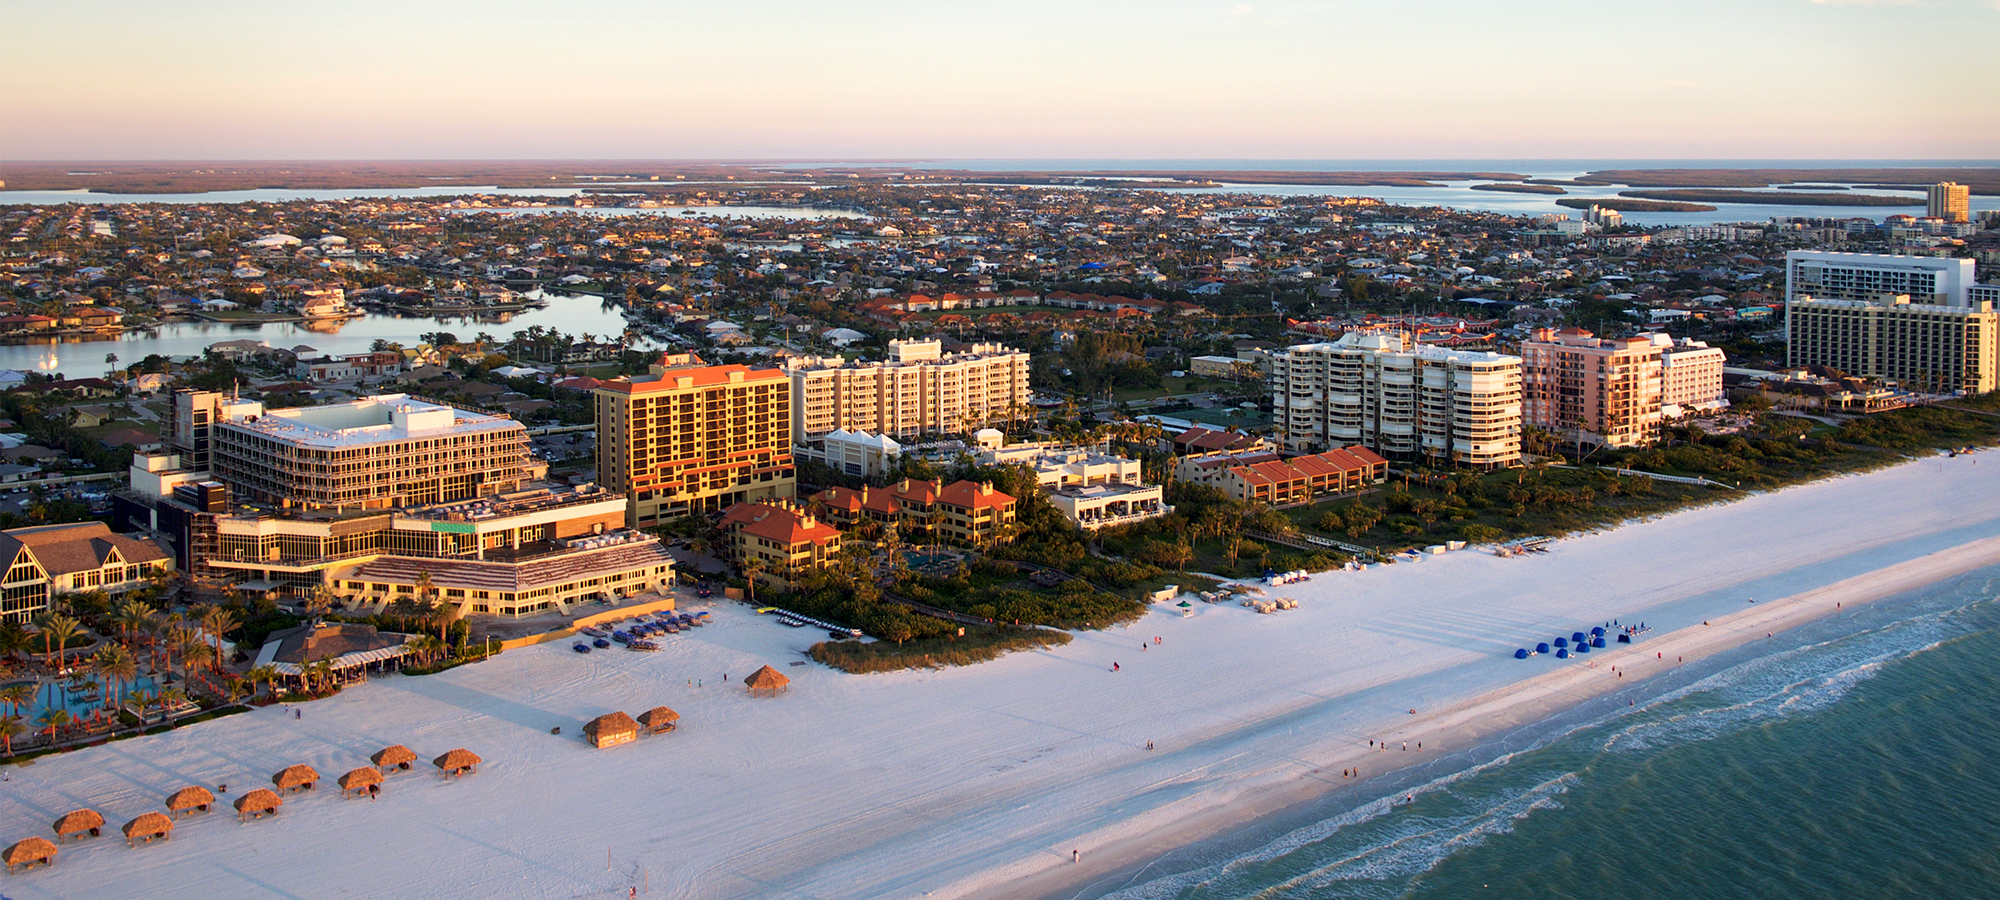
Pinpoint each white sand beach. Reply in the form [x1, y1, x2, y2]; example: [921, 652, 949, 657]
[7, 452, 2000, 900]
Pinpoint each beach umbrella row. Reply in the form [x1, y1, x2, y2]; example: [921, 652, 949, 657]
[4, 744, 482, 875]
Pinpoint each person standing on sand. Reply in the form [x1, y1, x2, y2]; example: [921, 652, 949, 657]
[1073, 849, 1080, 863]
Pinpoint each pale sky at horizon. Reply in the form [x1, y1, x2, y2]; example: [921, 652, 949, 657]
[3, 0, 1996, 161]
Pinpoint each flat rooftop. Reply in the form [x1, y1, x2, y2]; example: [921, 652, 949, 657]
[221, 394, 522, 448]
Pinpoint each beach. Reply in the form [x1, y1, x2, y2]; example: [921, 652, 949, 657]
[5, 452, 1999, 900]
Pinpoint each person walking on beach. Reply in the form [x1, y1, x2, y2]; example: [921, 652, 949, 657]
[295, 709, 301, 720]
[1073, 849, 1080, 863]
[1402, 741, 1407, 751]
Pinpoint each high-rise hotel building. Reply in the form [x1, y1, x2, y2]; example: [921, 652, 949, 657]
[594, 353, 795, 525]
[1271, 332, 1522, 469]
[786, 339, 1030, 441]
[1785, 251, 1995, 395]
[1785, 250, 1973, 306]
[1787, 294, 1997, 394]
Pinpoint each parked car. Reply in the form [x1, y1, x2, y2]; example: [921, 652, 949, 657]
[571, 643, 591, 654]
[592, 638, 611, 649]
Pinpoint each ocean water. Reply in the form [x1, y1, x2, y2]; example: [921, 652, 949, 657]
[1089, 565, 2000, 900]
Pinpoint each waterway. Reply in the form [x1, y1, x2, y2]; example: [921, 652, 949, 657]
[0, 292, 645, 379]
[5, 160, 1992, 226]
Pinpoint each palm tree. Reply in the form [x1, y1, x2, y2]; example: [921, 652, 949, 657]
[198, 606, 239, 673]
[0, 620, 29, 667]
[0, 715, 24, 757]
[35, 707, 70, 744]
[0, 682, 31, 720]
[111, 598, 155, 647]
[93, 643, 137, 714]
[305, 585, 337, 618]
[155, 686, 186, 722]
[740, 558, 764, 605]
[36, 613, 81, 670]
[412, 570, 437, 628]
[246, 665, 279, 700]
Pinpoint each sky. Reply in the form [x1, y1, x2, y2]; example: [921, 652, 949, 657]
[3, 0, 1997, 161]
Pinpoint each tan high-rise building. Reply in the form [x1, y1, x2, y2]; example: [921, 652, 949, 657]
[1787, 294, 1998, 394]
[1271, 332, 1521, 469]
[786, 339, 1030, 441]
[1520, 328, 1664, 449]
[595, 354, 795, 525]
[1929, 182, 1971, 224]
[209, 394, 535, 509]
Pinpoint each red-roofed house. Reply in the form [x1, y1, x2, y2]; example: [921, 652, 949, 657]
[810, 477, 1015, 547]
[719, 501, 843, 583]
[1175, 446, 1387, 505]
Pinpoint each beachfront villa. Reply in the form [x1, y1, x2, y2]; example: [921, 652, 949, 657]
[0, 522, 172, 624]
[718, 500, 844, 584]
[975, 440, 1171, 531]
[810, 478, 1017, 548]
[1174, 446, 1389, 506]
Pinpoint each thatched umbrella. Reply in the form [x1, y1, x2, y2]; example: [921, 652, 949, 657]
[121, 812, 173, 848]
[233, 788, 283, 822]
[637, 706, 681, 734]
[433, 748, 481, 777]
[271, 764, 320, 794]
[3, 837, 57, 874]
[371, 744, 418, 772]
[583, 712, 639, 749]
[744, 665, 790, 696]
[337, 767, 384, 798]
[165, 786, 216, 818]
[50, 809, 104, 843]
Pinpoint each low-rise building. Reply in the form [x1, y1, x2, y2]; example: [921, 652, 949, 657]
[1174, 447, 1388, 506]
[719, 501, 843, 582]
[0, 521, 172, 623]
[795, 428, 901, 480]
[812, 478, 1017, 547]
[976, 441, 1170, 530]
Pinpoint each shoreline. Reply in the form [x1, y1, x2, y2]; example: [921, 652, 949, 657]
[8, 454, 2000, 899]
[969, 526, 2000, 900]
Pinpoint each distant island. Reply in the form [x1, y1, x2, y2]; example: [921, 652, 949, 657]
[1576, 167, 2000, 194]
[1556, 197, 1717, 212]
[1470, 183, 1566, 195]
[1620, 189, 1919, 207]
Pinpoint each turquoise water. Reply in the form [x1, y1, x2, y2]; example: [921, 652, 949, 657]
[1091, 566, 2000, 900]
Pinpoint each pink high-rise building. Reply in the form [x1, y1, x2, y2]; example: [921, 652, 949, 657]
[1520, 328, 1664, 448]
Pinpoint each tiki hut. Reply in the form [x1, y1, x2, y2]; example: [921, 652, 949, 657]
[744, 665, 790, 697]
[337, 767, 384, 798]
[234, 789, 283, 822]
[165, 786, 216, 818]
[371, 744, 418, 772]
[637, 706, 681, 735]
[433, 748, 481, 777]
[272, 764, 320, 794]
[121, 812, 173, 848]
[3, 837, 57, 874]
[50, 809, 104, 843]
[583, 712, 639, 749]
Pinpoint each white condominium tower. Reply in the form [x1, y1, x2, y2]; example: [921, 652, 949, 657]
[1785, 251, 1974, 307]
[1271, 332, 1522, 469]
[786, 339, 1031, 441]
